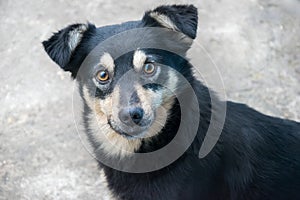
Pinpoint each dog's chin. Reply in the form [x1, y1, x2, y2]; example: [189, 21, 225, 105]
[108, 119, 149, 140]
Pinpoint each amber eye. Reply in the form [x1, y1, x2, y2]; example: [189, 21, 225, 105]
[96, 70, 109, 83]
[143, 63, 156, 75]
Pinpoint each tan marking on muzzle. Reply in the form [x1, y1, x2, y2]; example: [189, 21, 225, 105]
[146, 105, 168, 138]
[88, 112, 142, 157]
[82, 85, 142, 157]
[134, 84, 171, 138]
[134, 84, 155, 116]
[147, 69, 179, 138]
[83, 85, 112, 118]
[161, 69, 178, 110]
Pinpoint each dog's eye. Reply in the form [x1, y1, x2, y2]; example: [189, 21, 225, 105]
[143, 63, 156, 75]
[96, 70, 110, 83]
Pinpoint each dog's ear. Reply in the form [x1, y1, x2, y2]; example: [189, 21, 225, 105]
[142, 5, 198, 39]
[42, 23, 95, 75]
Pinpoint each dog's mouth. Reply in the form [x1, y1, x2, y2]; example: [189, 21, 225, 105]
[108, 119, 148, 139]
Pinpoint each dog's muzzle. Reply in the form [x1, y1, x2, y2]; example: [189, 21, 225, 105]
[118, 107, 144, 126]
[108, 106, 152, 138]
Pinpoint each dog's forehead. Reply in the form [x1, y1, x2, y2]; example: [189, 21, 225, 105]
[112, 52, 135, 76]
[95, 21, 141, 43]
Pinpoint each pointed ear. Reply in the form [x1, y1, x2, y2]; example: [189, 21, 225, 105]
[142, 5, 198, 39]
[42, 23, 96, 75]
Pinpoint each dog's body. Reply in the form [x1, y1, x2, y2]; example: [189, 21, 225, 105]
[43, 5, 300, 200]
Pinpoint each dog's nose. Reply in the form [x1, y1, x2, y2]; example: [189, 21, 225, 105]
[119, 107, 144, 126]
[130, 107, 144, 124]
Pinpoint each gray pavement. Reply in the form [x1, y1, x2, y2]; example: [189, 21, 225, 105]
[0, 0, 299, 199]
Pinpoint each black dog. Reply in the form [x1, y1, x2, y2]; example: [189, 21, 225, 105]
[43, 4, 300, 200]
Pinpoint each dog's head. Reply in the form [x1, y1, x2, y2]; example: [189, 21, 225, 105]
[43, 5, 198, 157]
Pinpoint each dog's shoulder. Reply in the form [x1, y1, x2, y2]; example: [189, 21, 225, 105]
[220, 101, 300, 198]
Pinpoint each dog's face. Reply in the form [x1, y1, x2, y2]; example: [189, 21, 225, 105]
[43, 5, 198, 157]
[83, 49, 177, 138]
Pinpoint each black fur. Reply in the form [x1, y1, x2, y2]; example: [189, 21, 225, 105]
[43, 4, 300, 200]
[142, 4, 198, 39]
[42, 23, 96, 77]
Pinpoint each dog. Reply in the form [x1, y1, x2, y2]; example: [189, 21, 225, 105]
[43, 4, 300, 200]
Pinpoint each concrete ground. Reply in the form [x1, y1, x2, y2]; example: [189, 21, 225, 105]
[0, 0, 299, 199]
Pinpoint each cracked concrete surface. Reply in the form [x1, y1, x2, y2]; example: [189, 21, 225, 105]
[0, 0, 299, 199]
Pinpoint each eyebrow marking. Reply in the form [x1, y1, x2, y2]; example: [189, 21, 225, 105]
[133, 50, 147, 71]
[100, 52, 115, 73]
